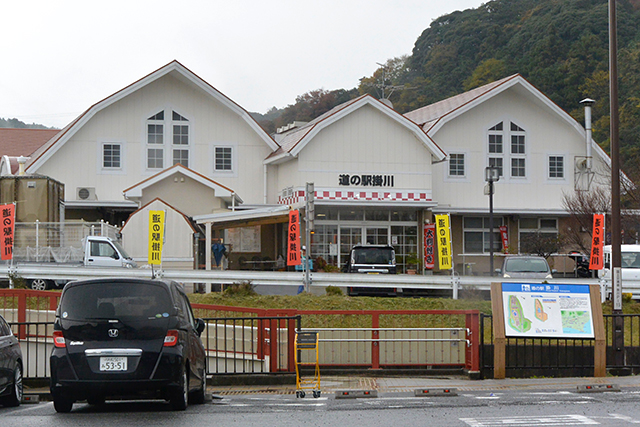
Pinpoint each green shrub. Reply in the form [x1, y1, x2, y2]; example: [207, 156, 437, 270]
[325, 285, 343, 296]
[223, 281, 257, 297]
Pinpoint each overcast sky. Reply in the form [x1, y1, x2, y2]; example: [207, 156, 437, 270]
[1, 0, 486, 129]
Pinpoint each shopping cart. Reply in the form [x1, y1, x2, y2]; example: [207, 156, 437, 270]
[294, 331, 321, 398]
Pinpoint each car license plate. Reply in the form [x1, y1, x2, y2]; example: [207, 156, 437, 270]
[100, 357, 127, 371]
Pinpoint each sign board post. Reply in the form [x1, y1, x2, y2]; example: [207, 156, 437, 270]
[490, 282, 605, 378]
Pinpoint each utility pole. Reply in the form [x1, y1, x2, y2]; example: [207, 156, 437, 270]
[609, 0, 624, 367]
[304, 183, 314, 292]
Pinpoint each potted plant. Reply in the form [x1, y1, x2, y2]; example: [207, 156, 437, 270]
[406, 253, 420, 274]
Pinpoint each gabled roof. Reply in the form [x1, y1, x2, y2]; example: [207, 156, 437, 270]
[265, 94, 446, 164]
[404, 74, 610, 165]
[404, 75, 518, 131]
[26, 60, 278, 172]
[122, 163, 243, 205]
[121, 197, 196, 234]
[0, 128, 60, 157]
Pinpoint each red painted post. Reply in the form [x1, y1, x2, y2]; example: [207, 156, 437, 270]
[49, 293, 59, 311]
[371, 312, 380, 370]
[17, 290, 27, 339]
[287, 317, 296, 372]
[465, 311, 480, 374]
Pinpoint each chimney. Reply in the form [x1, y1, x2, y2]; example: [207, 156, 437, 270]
[580, 98, 596, 170]
[17, 156, 27, 176]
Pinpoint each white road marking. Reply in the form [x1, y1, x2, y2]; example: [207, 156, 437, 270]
[460, 414, 599, 426]
[608, 414, 640, 424]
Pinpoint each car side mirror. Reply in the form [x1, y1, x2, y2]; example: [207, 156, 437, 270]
[195, 318, 205, 336]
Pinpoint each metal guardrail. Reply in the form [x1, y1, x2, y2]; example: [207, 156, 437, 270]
[0, 264, 609, 297]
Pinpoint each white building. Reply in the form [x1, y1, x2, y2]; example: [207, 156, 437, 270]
[14, 61, 610, 274]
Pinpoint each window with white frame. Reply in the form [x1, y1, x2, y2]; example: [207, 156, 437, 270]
[102, 143, 121, 168]
[171, 112, 190, 167]
[487, 121, 527, 179]
[214, 146, 233, 171]
[549, 155, 564, 178]
[147, 111, 164, 169]
[463, 216, 503, 254]
[449, 153, 465, 177]
[146, 109, 191, 169]
[510, 122, 526, 178]
[488, 122, 504, 178]
[511, 158, 526, 177]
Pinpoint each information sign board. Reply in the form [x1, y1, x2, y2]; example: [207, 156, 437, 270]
[501, 283, 595, 339]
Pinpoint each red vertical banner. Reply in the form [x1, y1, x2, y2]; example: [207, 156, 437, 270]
[287, 210, 301, 266]
[499, 226, 509, 254]
[423, 223, 435, 270]
[0, 203, 15, 261]
[589, 214, 605, 270]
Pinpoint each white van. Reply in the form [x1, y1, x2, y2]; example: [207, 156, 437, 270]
[599, 244, 640, 283]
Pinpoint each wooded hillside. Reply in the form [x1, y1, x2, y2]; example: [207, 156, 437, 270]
[260, 0, 640, 178]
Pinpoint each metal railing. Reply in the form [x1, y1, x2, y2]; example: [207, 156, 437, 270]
[9, 220, 120, 263]
[8, 321, 53, 379]
[479, 313, 640, 378]
[202, 316, 300, 375]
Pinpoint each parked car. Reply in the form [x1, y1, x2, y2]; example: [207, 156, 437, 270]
[0, 313, 22, 407]
[50, 278, 206, 412]
[343, 244, 398, 296]
[497, 255, 555, 279]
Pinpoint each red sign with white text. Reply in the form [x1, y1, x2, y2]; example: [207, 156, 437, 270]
[287, 210, 301, 266]
[499, 225, 509, 254]
[589, 214, 604, 270]
[0, 204, 15, 261]
[424, 223, 435, 270]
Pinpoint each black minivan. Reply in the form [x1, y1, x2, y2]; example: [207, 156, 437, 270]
[50, 278, 206, 412]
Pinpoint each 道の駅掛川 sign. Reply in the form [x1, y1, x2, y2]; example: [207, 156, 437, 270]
[501, 283, 594, 339]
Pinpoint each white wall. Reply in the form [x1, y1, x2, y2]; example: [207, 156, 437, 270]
[121, 199, 195, 268]
[35, 72, 272, 206]
[431, 87, 610, 211]
[274, 104, 435, 196]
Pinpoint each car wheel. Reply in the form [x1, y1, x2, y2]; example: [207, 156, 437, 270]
[1, 363, 22, 407]
[189, 369, 206, 404]
[87, 394, 105, 406]
[53, 391, 74, 413]
[29, 278, 50, 291]
[170, 366, 188, 411]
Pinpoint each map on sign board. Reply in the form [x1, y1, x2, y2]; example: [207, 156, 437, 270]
[501, 283, 594, 338]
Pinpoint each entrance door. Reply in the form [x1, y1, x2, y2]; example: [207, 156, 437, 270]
[339, 227, 362, 268]
[365, 227, 389, 245]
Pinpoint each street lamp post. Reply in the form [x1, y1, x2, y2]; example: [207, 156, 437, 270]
[485, 166, 500, 276]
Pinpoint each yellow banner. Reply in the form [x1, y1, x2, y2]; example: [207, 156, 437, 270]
[435, 214, 452, 270]
[148, 210, 165, 265]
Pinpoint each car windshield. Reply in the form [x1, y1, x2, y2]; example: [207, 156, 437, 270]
[622, 252, 640, 269]
[504, 258, 549, 273]
[112, 241, 132, 259]
[352, 247, 395, 265]
[60, 282, 173, 321]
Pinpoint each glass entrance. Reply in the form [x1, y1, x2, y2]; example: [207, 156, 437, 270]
[365, 227, 388, 245]
[339, 227, 362, 268]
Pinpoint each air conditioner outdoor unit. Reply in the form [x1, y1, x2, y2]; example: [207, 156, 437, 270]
[76, 187, 96, 201]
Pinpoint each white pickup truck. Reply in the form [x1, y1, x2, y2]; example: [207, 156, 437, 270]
[12, 236, 137, 290]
